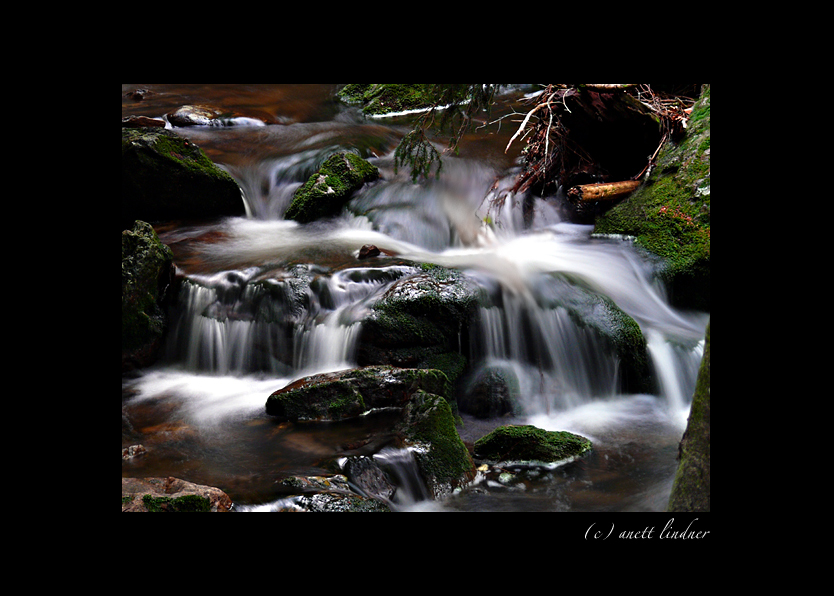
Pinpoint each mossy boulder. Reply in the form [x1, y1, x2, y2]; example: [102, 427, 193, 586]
[668, 320, 710, 512]
[395, 390, 476, 498]
[356, 264, 480, 387]
[122, 220, 176, 372]
[338, 84, 470, 117]
[284, 151, 380, 223]
[121, 127, 244, 228]
[473, 424, 592, 465]
[265, 365, 451, 422]
[593, 85, 710, 311]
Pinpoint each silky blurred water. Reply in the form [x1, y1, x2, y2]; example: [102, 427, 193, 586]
[122, 84, 708, 511]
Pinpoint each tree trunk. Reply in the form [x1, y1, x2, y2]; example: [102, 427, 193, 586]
[567, 180, 640, 203]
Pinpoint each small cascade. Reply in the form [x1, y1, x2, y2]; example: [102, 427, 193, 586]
[646, 329, 705, 424]
[163, 263, 414, 378]
[372, 447, 431, 507]
[468, 287, 622, 416]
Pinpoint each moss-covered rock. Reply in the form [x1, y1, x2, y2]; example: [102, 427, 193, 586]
[593, 85, 710, 311]
[121, 127, 244, 227]
[395, 390, 476, 498]
[122, 220, 176, 372]
[338, 84, 470, 117]
[668, 320, 710, 512]
[356, 264, 480, 388]
[265, 365, 451, 422]
[284, 151, 379, 223]
[473, 424, 592, 465]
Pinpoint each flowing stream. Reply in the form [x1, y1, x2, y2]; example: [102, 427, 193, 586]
[121, 84, 708, 512]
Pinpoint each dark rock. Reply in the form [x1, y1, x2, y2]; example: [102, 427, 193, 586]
[278, 474, 392, 512]
[122, 115, 166, 128]
[122, 220, 176, 372]
[122, 127, 244, 227]
[265, 365, 450, 422]
[284, 152, 379, 223]
[459, 364, 521, 418]
[395, 390, 476, 498]
[473, 424, 592, 465]
[356, 264, 479, 386]
[358, 244, 381, 259]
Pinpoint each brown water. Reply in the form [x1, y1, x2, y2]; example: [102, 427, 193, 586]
[121, 84, 708, 512]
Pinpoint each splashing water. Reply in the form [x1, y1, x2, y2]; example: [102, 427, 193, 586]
[123, 86, 707, 510]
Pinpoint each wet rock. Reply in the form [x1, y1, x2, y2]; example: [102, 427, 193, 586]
[284, 152, 380, 223]
[122, 127, 244, 226]
[122, 220, 176, 372]
[166, 104, 223, 127]
[395, 390, 476, 499]
[356, 264, 479, 386]
[122, 444, 147, 460]
[341, 456, 397, 502]
[473, 424, 592, 465]
[122, 115, 166, 128]
[358, 244, 380, 259]
[124, 88, 153, 101]
[265, 365, 450, 422]
[278, 474, 392, 512]
[459, 364, 521, 419]
[122, 477, 233, 512]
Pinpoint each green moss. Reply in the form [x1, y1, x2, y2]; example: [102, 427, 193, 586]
[122, 128, 235, 184]
[398, 391, 475, 495]
[285, 152, 379, 223]
[122, 220, 173, 354]
[267, 380, 366, 421]
[473, 424, 592, 464]
[339, 84, 470, 117]
[594, 85, 710, 310]
[141, 493, 211, 512]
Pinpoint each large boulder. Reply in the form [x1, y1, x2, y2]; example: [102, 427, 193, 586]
[284, 151, 379, 223]
[122, 220, 176, 372]
[356, 264, 479, 387]
[265, 365, 450, 422]
[122, 127, 244, 227]
[593, 85, 710, 311]
[473, 424, 592, 465]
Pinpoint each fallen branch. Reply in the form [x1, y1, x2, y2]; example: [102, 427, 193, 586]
[567, 180, 640, 203]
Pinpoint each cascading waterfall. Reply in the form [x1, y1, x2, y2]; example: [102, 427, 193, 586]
[123, 85, 707, 511]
